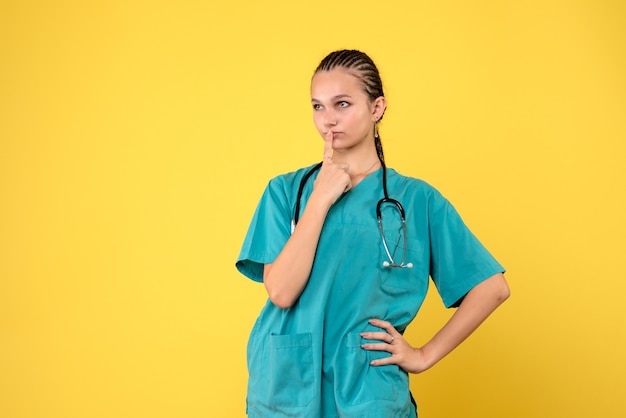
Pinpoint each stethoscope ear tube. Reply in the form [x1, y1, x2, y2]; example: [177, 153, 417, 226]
[293, 161, 323, 227]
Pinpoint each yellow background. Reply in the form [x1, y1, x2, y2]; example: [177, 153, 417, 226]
[1, 1, 625, 417]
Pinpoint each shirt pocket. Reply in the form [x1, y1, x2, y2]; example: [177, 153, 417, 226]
[379, 235, 427, 293]
[336, 332, 410, 408]
[248, 332, 315, 411]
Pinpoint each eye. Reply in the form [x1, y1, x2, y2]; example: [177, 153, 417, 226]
[337, 101, 350, 108]
[312, 103, 323, 111]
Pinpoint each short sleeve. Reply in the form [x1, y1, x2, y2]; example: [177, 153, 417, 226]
[235, 176, 292, 282]
[428, 191, 505, 308]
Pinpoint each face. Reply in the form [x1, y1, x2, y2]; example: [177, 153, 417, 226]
[310, 68, 385, 153]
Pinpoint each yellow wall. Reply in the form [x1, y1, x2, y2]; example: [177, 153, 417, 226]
[1, 1, 624, 417]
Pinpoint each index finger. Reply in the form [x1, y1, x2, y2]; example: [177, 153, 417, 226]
[368, 318, 398, 335]
[323, 130, 334, 160]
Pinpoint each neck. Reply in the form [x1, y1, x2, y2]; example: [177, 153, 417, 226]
[349, 158, 380, 177]
[331, 141, 380, 173]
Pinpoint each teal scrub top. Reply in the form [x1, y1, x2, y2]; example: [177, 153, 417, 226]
[236, 165, 505, 418]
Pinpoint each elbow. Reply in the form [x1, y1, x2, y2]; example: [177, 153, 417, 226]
[497, 286, 510, 305]
[268, 291, 296, 309]
[494, 272, 511, 304]
[273, 300, 295, 310]
[470, 272, 510, 306]
[263, 264, 299, 309]
[264, 280, 297, 309]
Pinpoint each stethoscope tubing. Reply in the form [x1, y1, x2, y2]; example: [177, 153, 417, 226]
[291, 161, 412, 268]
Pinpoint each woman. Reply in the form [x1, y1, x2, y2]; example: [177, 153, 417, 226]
[236, 49, 510, 418]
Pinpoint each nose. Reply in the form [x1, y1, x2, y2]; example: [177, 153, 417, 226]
[322, 109, 337, 127]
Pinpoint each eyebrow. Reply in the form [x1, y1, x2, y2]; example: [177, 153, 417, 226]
[311, 94, 353, 103]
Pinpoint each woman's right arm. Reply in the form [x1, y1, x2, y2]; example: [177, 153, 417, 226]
[263, 131, 350, 309]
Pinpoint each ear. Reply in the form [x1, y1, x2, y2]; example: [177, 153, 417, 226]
[372, 96, 387, 121]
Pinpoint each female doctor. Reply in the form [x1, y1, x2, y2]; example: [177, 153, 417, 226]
[236, 49, 510, 418]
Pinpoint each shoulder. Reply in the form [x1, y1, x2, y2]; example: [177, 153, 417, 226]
[387, 168, 446, 201]
[263, 163, 322, 197]
[269, 163, 320, 185]
[385, 168, 454, 217]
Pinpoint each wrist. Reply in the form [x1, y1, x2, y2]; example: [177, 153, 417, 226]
[308, 189, 334, 214]
[414, 345, 439, 373]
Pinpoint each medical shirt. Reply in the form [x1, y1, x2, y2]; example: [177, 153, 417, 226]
[236, 165, 505, 418]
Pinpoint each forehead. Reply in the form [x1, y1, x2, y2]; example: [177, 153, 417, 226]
[310, 68, 365, 100]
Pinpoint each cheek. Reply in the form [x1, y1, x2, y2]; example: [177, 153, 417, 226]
[312, 113, 324, 132]
[345, 113, 366, 132]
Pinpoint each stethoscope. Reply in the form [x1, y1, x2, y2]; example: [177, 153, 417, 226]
[291, 161, 413, 269]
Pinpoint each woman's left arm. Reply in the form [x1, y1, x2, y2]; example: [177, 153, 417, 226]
[361, 272, 510, 374]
